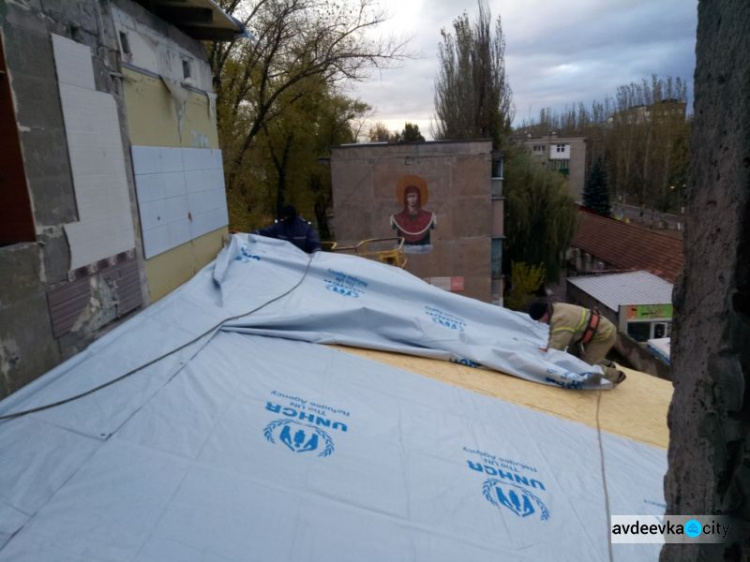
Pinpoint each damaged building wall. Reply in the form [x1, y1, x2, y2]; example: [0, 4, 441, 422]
[116, 4, 228, 301]
[662, 1, 750, 560]
[0, 0, 232, 398]
[331, 141, 498, 303]
[0, 0, 146, 398]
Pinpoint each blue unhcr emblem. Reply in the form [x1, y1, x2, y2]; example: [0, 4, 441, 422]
[236, 245, 262, 262]
[482, 479, 550, 521]
[263, 419, 335, 457]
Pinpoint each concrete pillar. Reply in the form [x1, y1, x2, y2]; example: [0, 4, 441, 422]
[661, 1, 750, 560]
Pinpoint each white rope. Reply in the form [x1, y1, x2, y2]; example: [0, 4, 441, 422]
[597, 388, 615, 562]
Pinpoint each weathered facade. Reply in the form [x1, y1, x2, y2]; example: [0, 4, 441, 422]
[0, 0, 241, 397]
[522, 133, 586, 202]
[330, 141, 504, 304]
[661, 1, 750, 560]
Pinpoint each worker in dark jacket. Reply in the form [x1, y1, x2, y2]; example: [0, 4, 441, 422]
[253, 205, 320, 253]
[529, 301, 627, 385]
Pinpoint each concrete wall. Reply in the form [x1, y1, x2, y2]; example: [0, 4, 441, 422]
[523, 135, 587, 202]
[662, 2, 750, 559]
[0, 0, 227, 397]
[615, 335, 671, 380]
[331, 141, 494, 303]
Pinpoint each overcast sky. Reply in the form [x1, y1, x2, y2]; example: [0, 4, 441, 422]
[348, 0, 698, 139]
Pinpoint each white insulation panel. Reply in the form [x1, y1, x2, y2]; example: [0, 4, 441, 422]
[132, 146, 227, 258]
[53, 35, 136, 269]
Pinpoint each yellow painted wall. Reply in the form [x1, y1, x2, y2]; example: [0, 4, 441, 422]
[144, 227, 228, 302]
[123, 66, 227, 302]
[122, 67, 218, 149]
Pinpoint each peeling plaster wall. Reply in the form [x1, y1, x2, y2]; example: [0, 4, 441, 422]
[118, 9, 228, 303]
[0, 0, 227, 398]
[122, 68, 218, 148]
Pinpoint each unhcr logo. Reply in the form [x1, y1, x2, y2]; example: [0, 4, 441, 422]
[263, 402, 349, 458]
[482, 480, 550, 521]
[263, 419, 334, 457]
[466, 452, 550, 522]
[236, 245, 261, 262]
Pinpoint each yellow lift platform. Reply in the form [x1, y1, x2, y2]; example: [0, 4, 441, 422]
[323, 237, 407, 268]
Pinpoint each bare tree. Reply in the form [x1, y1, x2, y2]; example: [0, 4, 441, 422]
[433, 0, 513, 149]
[207, 0, 410, 194]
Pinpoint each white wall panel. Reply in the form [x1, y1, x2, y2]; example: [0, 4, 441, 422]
[51, 35, 95, 90]
[159, 148, 184, 173]
[134, 174, 165, 203]
[184, 170, 203, 193]
[167, 220, 191, 248]
[165, 196, 189, 224]
[162, 172, 186, 199]
[132, 146, 228, 258]
[182, 149, 203, 172]
[132, 146, 160, 175]
[54, 33, 137, 269]
[142, 225, 170, 259]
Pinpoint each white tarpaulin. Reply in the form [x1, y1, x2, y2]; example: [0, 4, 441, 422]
[0, 235, 666, 561]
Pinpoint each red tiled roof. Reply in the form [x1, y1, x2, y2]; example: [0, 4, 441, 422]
[572, 209, 684, 283]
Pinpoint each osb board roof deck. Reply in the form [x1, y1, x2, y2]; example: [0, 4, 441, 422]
[340, 347, 672, 450]
[573, 210, 684, 283]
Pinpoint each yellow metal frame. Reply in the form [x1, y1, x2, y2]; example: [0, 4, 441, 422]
[323, 237, 407, 268]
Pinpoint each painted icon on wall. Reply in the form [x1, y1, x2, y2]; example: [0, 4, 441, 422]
[389, 175, 436, 253]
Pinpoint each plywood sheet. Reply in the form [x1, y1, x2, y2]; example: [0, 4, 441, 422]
[339, 347, 672, 449]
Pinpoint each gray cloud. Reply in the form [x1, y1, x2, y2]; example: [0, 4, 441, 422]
[350, 0, 697, 136]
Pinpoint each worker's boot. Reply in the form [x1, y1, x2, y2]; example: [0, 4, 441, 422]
[603, 366, 627, 386]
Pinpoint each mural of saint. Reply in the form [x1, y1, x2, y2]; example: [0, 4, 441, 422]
[390, 175, 436, 253]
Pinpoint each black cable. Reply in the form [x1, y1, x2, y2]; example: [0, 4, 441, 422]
[0, 249, 315, 423]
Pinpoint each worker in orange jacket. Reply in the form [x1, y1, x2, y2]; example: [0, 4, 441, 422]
[528, 301, 626, 385]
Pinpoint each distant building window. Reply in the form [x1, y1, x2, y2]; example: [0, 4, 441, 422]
[182, 59, 193, 80]
[556, 144, 567, 153]
[533, 145, 544, 153]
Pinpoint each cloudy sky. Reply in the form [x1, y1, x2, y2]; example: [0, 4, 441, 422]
[348, 0, 698, 139]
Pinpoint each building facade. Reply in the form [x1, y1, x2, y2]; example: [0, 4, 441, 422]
[0, 0, 242, 397]
[330, 141, 504, 304]
[522, 133, 586, 201]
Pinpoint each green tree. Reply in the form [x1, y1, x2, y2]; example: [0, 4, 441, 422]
[505, 262, 545, 311]
[368, 122, 398, 142]
[503, 147, 578, 283]
[516, 75, 690, 211]
[401, 122, 425, 142]
[238, 74, 369, 237]
[433, 0, 513, 149]
[583, 157, 611, 216]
